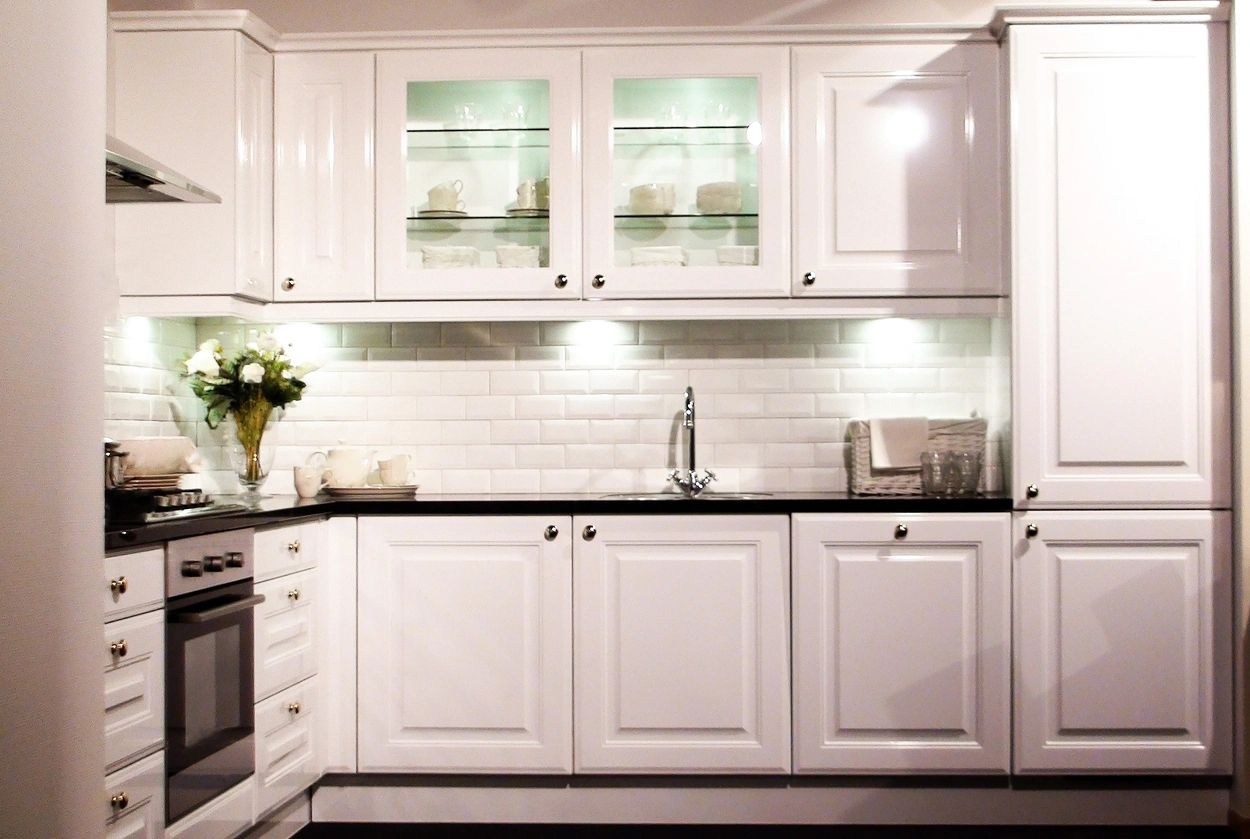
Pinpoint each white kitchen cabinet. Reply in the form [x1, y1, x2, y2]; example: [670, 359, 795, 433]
[104, 749, 164, 839]
[114, 29, 273, 300]
[375, 49, 582, 300]
[792, 43, 1001, 297]
[1009, 23, 1230, 508]
[1013, 511, 1231, 773]
[274, 52, 375, 301]
[574, 515, 790, 773]
[103, 547, 164, 622]
[582, 47, 790, 298]
[104, 609, 164, 771]
[357, 516, 574, 772]
[254, 567, 317, 702]
[792, 513, 1010, 773]
[255, 676, 322, 819]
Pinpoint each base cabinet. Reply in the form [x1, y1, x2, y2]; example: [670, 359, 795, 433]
[1013, 511, 1231, 773]
[573, 515, 791, 773]
[792, 513, 1010, 773]
[104, 750, 164, 839]
[255, 676, 323, 819]
[104, 609, 164, 771]
[357, 516, 574, 772]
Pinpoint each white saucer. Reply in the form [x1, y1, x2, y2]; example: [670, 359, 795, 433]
[325, 484, 418, 499]
[416, 210, 467, 218]
[506, 208, 549, 217]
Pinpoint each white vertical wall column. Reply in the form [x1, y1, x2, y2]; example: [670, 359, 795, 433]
[0, 2, 106, 837]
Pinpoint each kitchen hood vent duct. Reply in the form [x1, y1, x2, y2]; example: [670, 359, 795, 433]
[105, 134, 221, 204]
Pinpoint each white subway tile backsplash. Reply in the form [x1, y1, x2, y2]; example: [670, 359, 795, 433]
[107, 317, 1007, 495]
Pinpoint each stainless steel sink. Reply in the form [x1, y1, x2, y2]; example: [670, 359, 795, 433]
[599, 492, 774, 501]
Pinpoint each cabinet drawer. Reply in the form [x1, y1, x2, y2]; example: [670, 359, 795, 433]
[104, 548, 164, 621]
[255, 676, 320, 818]
[163, 776, 254, 839]
[104, 749, 163, 839]
[104, 610, 164, 771]
[255, 569, 317, 701]
[255, 522, 320, 582]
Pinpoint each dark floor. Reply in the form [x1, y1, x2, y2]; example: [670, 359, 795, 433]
[296, 826, 1235, 838]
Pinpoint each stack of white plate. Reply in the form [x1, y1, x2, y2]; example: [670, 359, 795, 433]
[123, 473, 184, 491]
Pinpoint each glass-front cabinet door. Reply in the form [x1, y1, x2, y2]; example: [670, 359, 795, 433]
[375, 49, 580, 299]
[582, 47, 790, 298]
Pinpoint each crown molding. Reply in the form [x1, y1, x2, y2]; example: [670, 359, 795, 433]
[110, 10, 280, 50]
[990, 2, 1228, 39]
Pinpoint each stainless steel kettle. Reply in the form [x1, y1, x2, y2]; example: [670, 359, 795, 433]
[104, 439, 129, 489]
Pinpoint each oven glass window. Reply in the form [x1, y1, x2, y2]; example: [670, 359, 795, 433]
[184, 624, 242, 747]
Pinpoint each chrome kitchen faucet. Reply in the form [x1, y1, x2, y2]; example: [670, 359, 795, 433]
[669, 386, 717, 497]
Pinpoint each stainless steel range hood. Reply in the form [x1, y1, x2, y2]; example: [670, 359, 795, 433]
[105, 135, 221, 204]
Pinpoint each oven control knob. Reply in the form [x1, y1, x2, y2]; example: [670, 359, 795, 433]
[204, 555, 225, 572]
[225, 551, 245, 568]
[181, 559, 204, 577]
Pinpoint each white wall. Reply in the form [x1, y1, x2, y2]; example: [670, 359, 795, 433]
[106, 0, 1139, 32]
[0, 1, 106, 837]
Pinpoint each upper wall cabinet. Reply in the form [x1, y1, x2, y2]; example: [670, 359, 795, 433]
[582, 47, 791, 299]
[114, 30, 273, 300]
[273, 52, 375, 302]
[374, 49, 582, 300]
[1010, 23, 1230, 508]
[792, 43, 1002, 297]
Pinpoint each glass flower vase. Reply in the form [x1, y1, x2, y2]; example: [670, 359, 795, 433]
[225, 400, 280, 504]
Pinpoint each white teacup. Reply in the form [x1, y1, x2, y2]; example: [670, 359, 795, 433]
[309, 447, 374, 488]
[292, 465, 327, 498]
[628, 182, 676, 215]
[428, 179, 465, 212]
[516, 177, 549, 210]
[378, 454, 415, 487]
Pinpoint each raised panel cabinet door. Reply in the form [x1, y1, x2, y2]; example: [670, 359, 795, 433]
[792, 43, 1001, 297]
[1010, 24, 1230, 507]
[104, 609, 165, 771]
[1013, 511, 1231, 773]
[104, 749, 164, 839]
[274, 52, 374, 301]
[374, 49, 581, 300]
[254, 568, 317, 702]
[358, 516, 573, 772]
[574, 515, 790, 773]
[792, 513, 1010, 773]
[255, 676, 320, 818]
[237, 36, 274, 300]
[581, 46, 790, 298]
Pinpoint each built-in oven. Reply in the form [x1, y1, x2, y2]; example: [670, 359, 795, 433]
[165, 529, 264, 824]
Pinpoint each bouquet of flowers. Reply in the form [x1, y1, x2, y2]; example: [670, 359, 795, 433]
[183, 333, 315, 494]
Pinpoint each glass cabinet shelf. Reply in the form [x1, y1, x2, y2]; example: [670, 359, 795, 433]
[614, 213, 757, 230]
[407, 215, 550, 233]
[613, 125, 754, 147]
[406, 127, 551, 150]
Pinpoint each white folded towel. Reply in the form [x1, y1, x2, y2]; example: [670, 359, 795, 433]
[118, 436, 203, 475]
[869, 417, 929, 470]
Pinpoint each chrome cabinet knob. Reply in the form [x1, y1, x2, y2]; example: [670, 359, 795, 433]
[544, 525, 559, 541]
[1026, 483, 1039, 498]
[281, 277, 296, 291]
[109, 639, 128, 658]
[894, 524, 908, 539]
[582, 525, 597, 541]
[1025, 524, 1039, 539]
[554, 274, 568, 288]
[287, 540, 301, 553]
[110, 792, 129, 810]
[109, 576, 128, 595]
[288, 588, 301, 601]
[287, 701, 302, 715]
[802, 272, 816, 286]
[591, 274, 606, 289]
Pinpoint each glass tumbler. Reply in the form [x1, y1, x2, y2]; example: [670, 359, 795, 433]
[920, 450, 949, 495]
[949, 450, 983, 496]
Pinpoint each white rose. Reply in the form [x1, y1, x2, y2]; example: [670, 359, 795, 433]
[185, 350, 219, 378]
[258, 332, 282, 353]
[245, 341, 260, 352]
[198, 338, 221, 354]
[240, 362, 265, 384]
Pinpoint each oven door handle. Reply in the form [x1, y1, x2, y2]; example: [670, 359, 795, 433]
[170, 593, 265, 624]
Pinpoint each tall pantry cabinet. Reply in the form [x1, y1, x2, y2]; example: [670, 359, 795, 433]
[1006, 19, 1231, 773]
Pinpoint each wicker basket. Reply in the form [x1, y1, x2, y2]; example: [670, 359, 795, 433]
[848, 418, 988, 495]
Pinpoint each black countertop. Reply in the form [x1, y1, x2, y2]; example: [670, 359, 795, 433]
[106, 491, 1013, 552]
